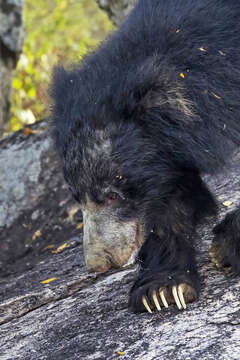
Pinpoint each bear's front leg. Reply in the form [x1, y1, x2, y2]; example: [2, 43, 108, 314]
[129, 172, 217, 313]
[129, 232, 199, 313]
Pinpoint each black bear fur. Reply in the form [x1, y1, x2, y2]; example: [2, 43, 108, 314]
[51, 0, 240, 313]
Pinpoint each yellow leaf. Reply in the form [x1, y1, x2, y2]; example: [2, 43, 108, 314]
[117, 351, 125, 356]
[12, 78, 22, 89]
[67, 206, 79, 222]
[211, 92, 221, 100]
[44, 245, 55, 250]
[52, 243, 68, 254]
[41, 277, 57, 284]
[180, 73, 185, 78]
[28, 88, 36, 98]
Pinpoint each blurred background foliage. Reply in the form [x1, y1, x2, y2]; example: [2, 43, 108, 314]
[8, 0, 113, 132]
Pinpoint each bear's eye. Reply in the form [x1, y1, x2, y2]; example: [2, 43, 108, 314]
[107, 192, 120, 201]
[106, 190, 126, 206]
[104, 188, 125, 205]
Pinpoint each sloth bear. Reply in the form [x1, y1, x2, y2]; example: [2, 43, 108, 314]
[51, 0, 240, 313]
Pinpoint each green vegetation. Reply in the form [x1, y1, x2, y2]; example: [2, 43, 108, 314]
[9, 0, 113, 132]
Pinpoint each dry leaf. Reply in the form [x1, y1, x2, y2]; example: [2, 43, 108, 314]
[77, 222, 83, 230]
[218, 50, 226, 56]
[223, 201, 233, 207]
[24, 128, 38, 135]
[41, 277, 57, 284]
[117, 351, 125, 356]
[199, 47, 207, 52]
[32, 229, 41, 241]
[52, 243, 68, 254]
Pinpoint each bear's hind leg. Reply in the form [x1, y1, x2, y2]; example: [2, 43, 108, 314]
[211, 209, 240, 273]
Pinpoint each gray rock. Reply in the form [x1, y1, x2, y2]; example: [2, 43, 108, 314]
[0, 0, 24, 52]
[0, 122, 240, 359]
[96, 0, 136, 26]
[0, 136, 50, 227]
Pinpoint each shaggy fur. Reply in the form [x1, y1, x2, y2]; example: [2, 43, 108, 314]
[51, 0, 240, 313]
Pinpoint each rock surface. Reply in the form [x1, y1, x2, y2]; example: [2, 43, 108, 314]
[0, 123, 240, 359]
[0, 0, 24, 53]
[96, 0, 136, 26]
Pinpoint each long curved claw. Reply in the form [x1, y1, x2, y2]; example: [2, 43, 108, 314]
[178, 284, 187, 309]
[159, 289, 168, 308]
[172, 285, 183, 310]
[142, 296, 152, 313]
[152, 290, 161, 311]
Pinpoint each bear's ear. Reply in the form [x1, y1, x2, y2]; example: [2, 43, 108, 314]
[117, 56, 195, 123]
[49, 66, 77, 148]
[50, 66, 73, 124]
[136, 79, 195, 121]
[111, 57, 161, 119]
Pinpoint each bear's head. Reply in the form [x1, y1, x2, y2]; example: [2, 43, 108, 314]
[50, 55, 193, 272]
